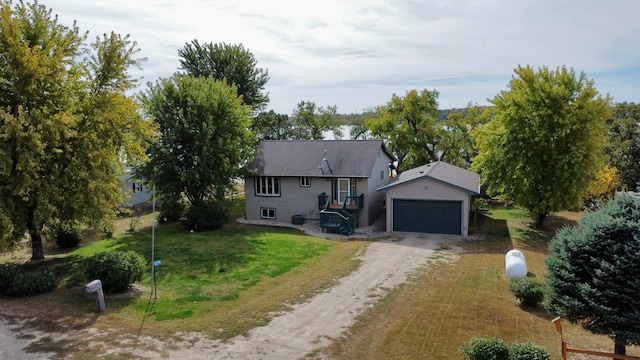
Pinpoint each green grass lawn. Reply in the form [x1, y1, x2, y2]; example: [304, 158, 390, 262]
[321, 206, 640, 359]
[0, 211, 368, 349]
[3, 203, 640, 359]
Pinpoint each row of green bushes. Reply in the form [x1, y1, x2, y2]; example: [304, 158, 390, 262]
[159, 198, 229, 231]
[1, 250, 147, 297]
[461, 337, 549, 359]
[0, 267, 57, 295]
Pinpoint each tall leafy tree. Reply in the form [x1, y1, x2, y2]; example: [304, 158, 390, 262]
[0, 1, 153, 260]
[546, 195, 640, 357]
[366, 89, 458, 171]
[443, 105, 493, 168]
[289, 100, 342, 140]
[349, 108, 376, 140]
[137, 75, 253, 205]
[178, 40, 269, 112]
[252, 110, 291, 140]
[604, 102, 640, 191]
[472, 65, 610, 228]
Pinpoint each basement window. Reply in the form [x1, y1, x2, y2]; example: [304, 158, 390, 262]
[260, 208, 276, 219]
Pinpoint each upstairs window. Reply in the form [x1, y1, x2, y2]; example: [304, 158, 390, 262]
[299, 176, 311, 187]
[256, 176, 280, 196]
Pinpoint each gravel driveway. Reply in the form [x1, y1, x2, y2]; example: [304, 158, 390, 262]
[0, 219, 461, 359]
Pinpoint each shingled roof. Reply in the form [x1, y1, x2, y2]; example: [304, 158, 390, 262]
[377, 161, 480, 195]
[247, 140, 394, 178]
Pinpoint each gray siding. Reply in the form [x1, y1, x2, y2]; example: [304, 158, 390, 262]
[366, 148, 394, 224]
[384, 177, 472, 236]
[245, 176, 331, 223]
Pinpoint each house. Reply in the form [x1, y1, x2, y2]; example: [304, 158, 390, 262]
[245, 140, 396, 234]
[376, 161, 480, 236]
[120, 168, 152, 207]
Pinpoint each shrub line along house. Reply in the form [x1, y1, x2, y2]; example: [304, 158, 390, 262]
[245, 140, 480, 237]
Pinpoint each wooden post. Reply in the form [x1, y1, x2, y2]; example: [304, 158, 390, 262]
[552, 317, 640, 360]
[552, 317, 567, 360]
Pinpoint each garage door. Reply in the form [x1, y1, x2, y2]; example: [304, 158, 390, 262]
[392, 199, 462, 235]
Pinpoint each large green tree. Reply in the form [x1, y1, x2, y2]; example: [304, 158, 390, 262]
[546, 195, 640, 357]
[0, 1, 153, 260]
[604, 102, 640, 191]
[472, 65, 610, 228]
[252, 110, 291, 140]
[289, 100, 342, 140]
[178, 40, 269, 112]
[443, 105, 493, 168]
[366, 89, 459, 171]
[137, 75, 253, 205]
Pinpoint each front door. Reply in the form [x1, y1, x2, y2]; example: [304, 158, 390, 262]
[337, 178, 351, 204]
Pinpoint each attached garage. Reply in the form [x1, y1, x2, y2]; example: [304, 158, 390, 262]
[392, 199, 462, 234]
[378, 161, 480, 237]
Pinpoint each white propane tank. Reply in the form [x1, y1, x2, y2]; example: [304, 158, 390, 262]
[505, 249, 527, 279]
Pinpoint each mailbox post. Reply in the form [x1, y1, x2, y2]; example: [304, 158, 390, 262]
[85, 279, 105, 312]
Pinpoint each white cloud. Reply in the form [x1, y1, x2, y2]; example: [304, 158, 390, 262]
[40, 0, 640, 113]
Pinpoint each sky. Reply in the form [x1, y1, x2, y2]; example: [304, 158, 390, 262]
[42, 0, 640, 115]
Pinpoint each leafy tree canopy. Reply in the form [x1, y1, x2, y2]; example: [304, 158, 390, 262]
[604, 102, 640, 191]
[546, 195, 640, 357]
[443, 105, 493, 168]
[0, 0, 154, 259]
[178, 40, 269, 112]
[252, 110, 291, 140]
[137, 75, 253, 205]
[289, 100, 342, 140]
[366, 89, 467, 171]
[471, 65, 611, 227]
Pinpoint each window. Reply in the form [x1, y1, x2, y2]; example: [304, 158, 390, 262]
[256, 176, 280, 196]
[380, 170, 384, 181]
[132, 182, 143, 193]
[260, 208, 276, 219]
[299, 176, 310, 187]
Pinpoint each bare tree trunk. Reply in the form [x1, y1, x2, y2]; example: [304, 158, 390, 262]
[535, 212, 548, 229]
[27, 207, 45, 261]
[29, 227, 45, 261]
[614, 336, 626, 360]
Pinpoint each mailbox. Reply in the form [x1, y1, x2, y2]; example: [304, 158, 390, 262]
[85, 279, 106, 312]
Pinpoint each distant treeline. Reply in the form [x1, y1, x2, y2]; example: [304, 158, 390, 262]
[335, 107, 487, 125]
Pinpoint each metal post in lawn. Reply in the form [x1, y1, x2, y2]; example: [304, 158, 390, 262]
[151, 184, 156, 299]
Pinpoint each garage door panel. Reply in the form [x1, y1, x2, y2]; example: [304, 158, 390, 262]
[393, 199, 461, 235]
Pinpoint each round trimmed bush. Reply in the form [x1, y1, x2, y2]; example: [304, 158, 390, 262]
[509, 342, 550, 360]
[509, 276, 546, 307]
[460, 337, 510, 360]
[158, 197, 185, 223]
[85, 251, 146, 293]
[55, 223, 83, 248]
[184, 200, 229, 231]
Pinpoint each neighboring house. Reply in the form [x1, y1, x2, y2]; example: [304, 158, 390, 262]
[245, 140, 396, 233]
[377, 161, 480, 236]
[121, 168, 152, 207]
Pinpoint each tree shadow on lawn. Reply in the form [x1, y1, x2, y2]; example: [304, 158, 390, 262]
[465, 209, 580, 256]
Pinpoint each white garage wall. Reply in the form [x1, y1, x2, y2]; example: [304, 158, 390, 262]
[384, 178, 472, 236]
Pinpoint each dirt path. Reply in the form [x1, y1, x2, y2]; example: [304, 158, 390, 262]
[0, 233, 459, 359]
[203, 234, 457, 360]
